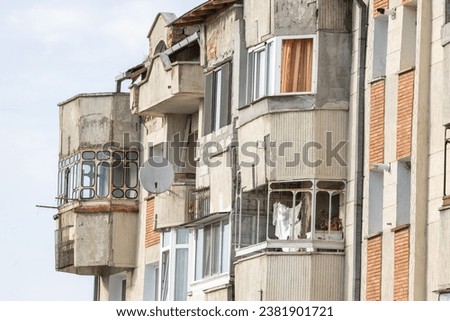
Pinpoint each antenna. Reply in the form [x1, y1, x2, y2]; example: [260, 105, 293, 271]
[139, 156, 174, 194]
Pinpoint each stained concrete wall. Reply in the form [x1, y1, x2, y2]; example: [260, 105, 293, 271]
[59, 93, 139, 158]
[244, 0, 317, 47]
[204, 5, 243, 68]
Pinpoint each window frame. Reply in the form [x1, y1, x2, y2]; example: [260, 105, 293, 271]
[194, 219, 230, 281]
[246, 35, 317, 104]
[203, 63, 232, 136]
[159, 228, 190, 301]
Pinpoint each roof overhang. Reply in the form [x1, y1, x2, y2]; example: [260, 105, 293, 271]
[170, 0, 239, 27]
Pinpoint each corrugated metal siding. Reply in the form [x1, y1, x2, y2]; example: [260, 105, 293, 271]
[318, 0, 352, 31]
[273, 110, 348, 180]
[235, 253, 344, 300]
[266, 254, 312, 300]
[310, 254, 345, 300]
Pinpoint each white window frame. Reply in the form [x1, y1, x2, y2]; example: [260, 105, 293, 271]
[247, 35, 318, 103]
[158, 228, 189, 301]
[193, 219, 230, 282]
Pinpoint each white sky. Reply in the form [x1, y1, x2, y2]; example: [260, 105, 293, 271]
[0, 0, 204, 300]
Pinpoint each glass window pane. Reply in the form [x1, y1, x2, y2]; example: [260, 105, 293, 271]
[125, 189, 138, 199]
[295, 192, 312, 239]
[112, 189, 124, 198]
[72, 163, 79, 199]
[212, 222, 221, 275]
[176, 229, 189, 244]
[112, 160, 124, 187]
[280, 38, 313, 93]
[97, 151, 110, 160]
[80, 188, 94, 199]
[82, 151, 95, 160]
[113, 151, 124, 161]
[315, 191, 331, 233]
[162, 231, 171, 248]
[195, 229, 204, 280]
[213, 69, 222, 132]
[174, 249, 188, 301]
[126, 162, 138, 188]
[203, 226, 211, 277]
[97, 162, 110, 198]
[160, 251, 169, 301]
[126, 151, 139, 160]
[317, 180, 345, 190]
[270, 190, 295, 240]
[81, 161, 95, 187]
[221, 221, 230, 273]
[267, 41, 275, 95]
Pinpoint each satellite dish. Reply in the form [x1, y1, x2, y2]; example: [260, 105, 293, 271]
[139, 156, 174, 194]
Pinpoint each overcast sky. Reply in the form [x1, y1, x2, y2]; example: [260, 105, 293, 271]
[0, 0, 203, 300]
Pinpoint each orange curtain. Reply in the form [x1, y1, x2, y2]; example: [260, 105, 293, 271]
[280, 39, 313, 93]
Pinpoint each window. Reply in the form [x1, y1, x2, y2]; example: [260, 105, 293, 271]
[143, 263, 159, 301]
[203, 63, 231, 136]
[439, 292, 450, 301]
[235, 180, 345, 253]
[57, 150, 139, 205]
[447, 0, 450, 24]
[159, 228, 189, 301]
[195, 219, 230, 280]
[195, 188, 210, 219]
[246, 36, 316, 103]
[372, 18, 388, 78]
[109, 272, 127, 301]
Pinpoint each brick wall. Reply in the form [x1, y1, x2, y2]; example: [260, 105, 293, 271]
[374, 0, 389, 17]
[397, 70, 415, 160]
[145, 198, 160, 248]
[366, 235, 382, 301]
[369, 80, 385, 167]
[394, 227, 410, 300]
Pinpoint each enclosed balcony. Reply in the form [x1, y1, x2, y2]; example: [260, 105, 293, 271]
[130, 33, 204, 115]
[55, 93, 140, 275]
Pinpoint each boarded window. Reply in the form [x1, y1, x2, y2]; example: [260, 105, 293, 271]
[280, 39, 313, 93]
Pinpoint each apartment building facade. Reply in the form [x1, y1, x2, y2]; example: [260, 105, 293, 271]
[54, 0, 450, 301]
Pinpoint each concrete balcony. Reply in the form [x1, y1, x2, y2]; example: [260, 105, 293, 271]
[54, 199, 139, 275]
[131, 59, 204, 116]
[234, 252, 344, 300]
[153, 182, 196, 229]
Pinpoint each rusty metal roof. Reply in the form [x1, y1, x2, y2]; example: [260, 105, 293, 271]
[170, 0, 240, 27]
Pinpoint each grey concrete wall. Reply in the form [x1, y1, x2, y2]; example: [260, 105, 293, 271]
[59, 93, 138, 158]
[204, 6, 243, 68]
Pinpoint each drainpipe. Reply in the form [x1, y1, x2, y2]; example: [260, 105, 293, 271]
[353, 0, 368, 301]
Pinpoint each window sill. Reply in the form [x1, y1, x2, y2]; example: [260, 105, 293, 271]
[390, 223, 410, 233]
[368, 76, 386, 85]
[191, 272, 230, 288]
[365, 231, 383, 240]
